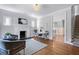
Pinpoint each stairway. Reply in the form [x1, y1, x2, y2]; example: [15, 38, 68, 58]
[73, 15, 79, 39]
[72, 15, 79, 47]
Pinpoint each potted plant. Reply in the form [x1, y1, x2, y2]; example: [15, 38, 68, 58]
[5, 32, 11, 35]
[4, 32, 12, 40]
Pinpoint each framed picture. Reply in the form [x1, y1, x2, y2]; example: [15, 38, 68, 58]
[18, 18, 28, 25]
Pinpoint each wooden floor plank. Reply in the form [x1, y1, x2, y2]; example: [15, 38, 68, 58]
[33, 35, 79, 55]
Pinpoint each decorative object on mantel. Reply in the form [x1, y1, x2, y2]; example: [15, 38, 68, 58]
[18, 18, 28, 25]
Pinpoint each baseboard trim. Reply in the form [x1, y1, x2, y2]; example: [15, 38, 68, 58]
[64, 41, 73, 45]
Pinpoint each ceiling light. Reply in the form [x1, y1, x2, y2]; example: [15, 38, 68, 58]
[33, 4, 40, 12]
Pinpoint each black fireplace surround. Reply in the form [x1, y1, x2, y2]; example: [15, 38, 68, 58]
[20, 31, 26, 40]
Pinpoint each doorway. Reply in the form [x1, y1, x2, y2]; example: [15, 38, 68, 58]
[52, 19, 64, 42]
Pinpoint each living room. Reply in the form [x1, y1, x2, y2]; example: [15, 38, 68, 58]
[0, 4, 79, 55]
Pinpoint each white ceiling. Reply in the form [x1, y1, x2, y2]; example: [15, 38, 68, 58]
[0, 4, 72, 17]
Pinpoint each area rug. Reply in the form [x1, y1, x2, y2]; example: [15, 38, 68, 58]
[25, 39, 47, 55]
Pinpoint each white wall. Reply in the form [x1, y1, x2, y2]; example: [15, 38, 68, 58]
[65, 7, 72, 43]
[0, 9, 36, 39]
[74, 5, 79, 15]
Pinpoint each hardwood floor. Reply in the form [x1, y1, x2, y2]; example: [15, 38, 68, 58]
[33, 35, 79, 55]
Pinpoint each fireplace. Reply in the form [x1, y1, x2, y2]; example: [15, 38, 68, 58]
[20, 31, 26, 39]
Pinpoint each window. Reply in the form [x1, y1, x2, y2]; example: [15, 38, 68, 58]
[31, 21, 35, 27]
[4, 17, 11, 26]
[37, 19, 40, 29]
